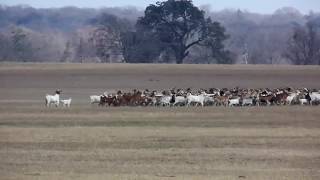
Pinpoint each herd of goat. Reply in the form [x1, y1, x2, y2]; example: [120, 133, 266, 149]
[45, 87, 320, 107]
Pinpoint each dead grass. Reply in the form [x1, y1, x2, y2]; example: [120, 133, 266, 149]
[1, 105, 320, 180]
[0, 63, 320, 179]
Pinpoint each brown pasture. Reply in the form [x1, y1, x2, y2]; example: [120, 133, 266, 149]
[0, 63, 320, 180]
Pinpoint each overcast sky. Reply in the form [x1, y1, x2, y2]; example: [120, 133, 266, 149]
[1, 0, 320, 14]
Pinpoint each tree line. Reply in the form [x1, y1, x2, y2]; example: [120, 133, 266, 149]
[0, 1, 319, 65]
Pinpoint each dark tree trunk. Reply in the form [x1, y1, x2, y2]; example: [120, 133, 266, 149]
[175, 47, 188, 64]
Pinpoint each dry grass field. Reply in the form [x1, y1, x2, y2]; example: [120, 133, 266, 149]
[0, 63, 320, 180]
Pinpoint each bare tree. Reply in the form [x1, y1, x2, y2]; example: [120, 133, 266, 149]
[60, 41, 73, 62]
[90, 26, 123, 63]
[286, 21, 320, 65]
[11, 27, 34, 62]
[0, 32, 12, 61]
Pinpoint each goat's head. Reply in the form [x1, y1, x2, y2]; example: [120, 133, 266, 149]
[56, 89, 62, 94]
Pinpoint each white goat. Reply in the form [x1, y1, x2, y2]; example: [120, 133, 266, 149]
[90, 95, 101, 104]
[61, 98, 72, 107]
[228, 97, 240, 106]
[186, 93, 205, 107]
[309, 92, 320, 105]
[45, 90, 61, 107]
[242, 98, 254, 106]
[172, 95, 187, 106]
[286, 91, 300, 105]
[159, 95, 172, 106]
